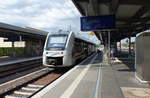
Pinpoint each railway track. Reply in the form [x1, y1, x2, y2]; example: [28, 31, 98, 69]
[0, 55, 89, 97]
[0, 59, 43, 87]
[1, 68, 70, 98]
[0, 58, 42, 78]
[0, 63, 41, 79]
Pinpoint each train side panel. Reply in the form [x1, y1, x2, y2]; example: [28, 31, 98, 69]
[63, 32, 75, 66]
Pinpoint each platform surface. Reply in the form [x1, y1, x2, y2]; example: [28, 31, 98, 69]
[0, 56, 41, 66]
[32, 52, 150, 98]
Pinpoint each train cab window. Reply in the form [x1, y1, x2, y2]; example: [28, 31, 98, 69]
[46, 35, 68, 50]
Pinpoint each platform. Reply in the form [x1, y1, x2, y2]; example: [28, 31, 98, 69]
[0, 56, 41, 66]
[32, 52, 150, 98]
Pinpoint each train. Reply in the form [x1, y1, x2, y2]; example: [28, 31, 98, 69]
[42, 31, 96, 67]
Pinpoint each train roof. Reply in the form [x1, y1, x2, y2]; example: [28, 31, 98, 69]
[47, 31, 96, 45]
[74, 33, 96, 45]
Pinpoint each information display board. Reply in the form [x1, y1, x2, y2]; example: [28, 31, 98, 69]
[81, 15, 115, 31]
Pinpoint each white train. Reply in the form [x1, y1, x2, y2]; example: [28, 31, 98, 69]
[43, 31, 95, 67]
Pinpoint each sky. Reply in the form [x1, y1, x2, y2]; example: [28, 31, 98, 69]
[0, 0, 81, 32]
[0, 0, 100, 44]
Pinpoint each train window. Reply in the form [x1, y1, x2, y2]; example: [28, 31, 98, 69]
[46, 35, 68, 50]
[50, 37, 67, 44]
[75, 42, 82, 52]
[72, 39, 84, 57]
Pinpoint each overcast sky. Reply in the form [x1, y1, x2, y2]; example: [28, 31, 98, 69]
[0, 0, 100, 44]
[0, 0, 81, 32]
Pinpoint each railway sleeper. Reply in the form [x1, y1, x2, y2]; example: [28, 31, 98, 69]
[5, 93, 29, 98]
[22, 87, 40, 91]
[27, 84, 44, 88]
[5, 84, 45, 98]
[14, 89, 35, 96]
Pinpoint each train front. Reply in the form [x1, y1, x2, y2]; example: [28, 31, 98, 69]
[43, 34, 68, 67]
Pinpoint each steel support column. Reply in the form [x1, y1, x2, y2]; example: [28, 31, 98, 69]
[120, 41, 121, 51]
[108, 31, 111, 64]
[129, 36, 131, 55]
[12, 41, 15, 57]
[103, 31, 111, 64]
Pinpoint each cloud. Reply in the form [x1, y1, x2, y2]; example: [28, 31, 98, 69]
[0, 0, 99, 44]
[0, 0, 81, 32]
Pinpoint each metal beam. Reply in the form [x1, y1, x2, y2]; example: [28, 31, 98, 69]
[109, 0, 119, 15]
[72, 0, 87, 16]
[96, 0, 150, 5]
[119, 0, 150, 5]
[132, 6, 150, 19]
[117, 17, 150, 23]
[89, 0, 99, 15]
[125, 7, 147, 25]
[124, 6, 150, 32]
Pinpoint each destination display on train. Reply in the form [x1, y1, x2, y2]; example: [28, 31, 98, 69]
[80, 15, 116, 31]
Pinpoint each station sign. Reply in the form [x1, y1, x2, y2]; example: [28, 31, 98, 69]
[80, 15, 116, 31]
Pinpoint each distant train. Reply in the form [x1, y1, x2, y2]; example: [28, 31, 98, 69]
[42, 31, 95, 67]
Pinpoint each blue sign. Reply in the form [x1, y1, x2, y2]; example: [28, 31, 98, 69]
[4, 36, 19, 41]
[4, 36, 26, 41]
[81, 15, 116, 31]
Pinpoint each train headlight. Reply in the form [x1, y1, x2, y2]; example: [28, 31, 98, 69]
[60, 51, 64, 54]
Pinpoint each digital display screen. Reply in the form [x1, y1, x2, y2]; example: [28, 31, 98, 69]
[81, 15, 116, 31]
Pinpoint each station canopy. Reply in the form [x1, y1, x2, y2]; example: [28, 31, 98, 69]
[0, 22, 47, 40]
[72, 0, 150, 43]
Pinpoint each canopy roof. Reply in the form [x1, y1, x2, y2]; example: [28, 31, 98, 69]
[0, 22, 48, 40]
[72, 0, 150, 42]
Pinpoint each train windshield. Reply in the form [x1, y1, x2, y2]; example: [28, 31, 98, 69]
[46, 35, 68, 50]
